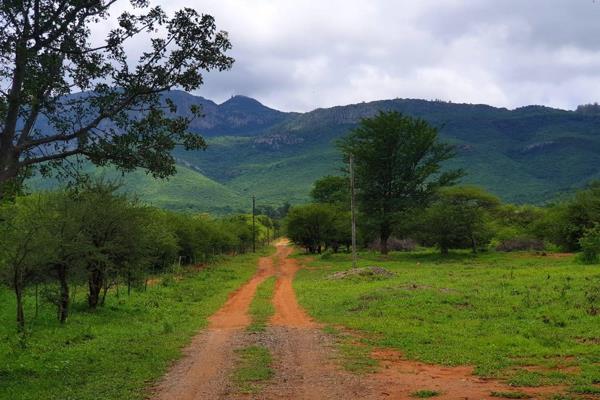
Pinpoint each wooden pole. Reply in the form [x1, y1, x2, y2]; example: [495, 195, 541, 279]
[349, 154, 357, 269]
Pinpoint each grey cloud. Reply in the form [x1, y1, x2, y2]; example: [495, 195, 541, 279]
[107, 0, 600, 111]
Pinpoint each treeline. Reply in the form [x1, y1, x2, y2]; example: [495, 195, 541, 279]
[288, 176, 600, 261]
[285, 111, 600, 262]
[0, 182, 273, 332]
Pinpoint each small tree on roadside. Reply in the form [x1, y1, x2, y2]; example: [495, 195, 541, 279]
[73, 181, 148, 308]
[338, 111, 463, 254]
[285, 204, 348, 254]
[420, 186, 499, 254]
[0, 195, 52, 332]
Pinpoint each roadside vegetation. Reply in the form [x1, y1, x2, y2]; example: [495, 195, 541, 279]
[0, 250, 267, 400]
[248, 276, 277, 332]
[0, 181, 274, 336]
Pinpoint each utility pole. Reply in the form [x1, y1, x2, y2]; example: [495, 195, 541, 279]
[349, 154, 357, 269]
[252, 195, 256, 253]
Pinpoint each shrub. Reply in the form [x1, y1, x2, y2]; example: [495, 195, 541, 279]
[578, 224, 600, 264]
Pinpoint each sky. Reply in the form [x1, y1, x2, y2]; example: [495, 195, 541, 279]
[110, 0, 600, 112]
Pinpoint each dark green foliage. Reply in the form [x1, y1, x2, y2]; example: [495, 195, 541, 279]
[338, 111, 462, 254]
[310, 175, 349, 206]
[577, 224, 600, 264]
[419, 186, 500, 254]
[536, 182, 600, 251]
[0, 1, 233, 197]
[0, 183, 273, 332]
[285, 203, 350, 253]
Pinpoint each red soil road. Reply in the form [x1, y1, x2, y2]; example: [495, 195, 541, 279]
[150, 254, 275, 400]
[152, 240, 566, 400]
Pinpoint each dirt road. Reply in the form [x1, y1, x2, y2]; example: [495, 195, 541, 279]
[151, 241, 561, 400]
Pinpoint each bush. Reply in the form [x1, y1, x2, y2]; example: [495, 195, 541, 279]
[496, 237, 545, 252]
[578, 224, 600, 264]
[369, 237, 416, 252]
[284, 204, 350, 254]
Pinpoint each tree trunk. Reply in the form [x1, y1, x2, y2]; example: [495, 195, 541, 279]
[127, 272, 132, 296]
[100, 281, 109, 306]
[13, 265, 25, 332]
[57, 265, 69, 324]
[441, 246, 449, 255]
[34, 283, 39, 319]
[471, 235, 478, 254]
[88, 267, 103, 309]
[15, 284, 25, 333]
[380, 223, 391, 255]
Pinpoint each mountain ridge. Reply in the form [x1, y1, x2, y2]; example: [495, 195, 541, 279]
[28, 90, 600, 213]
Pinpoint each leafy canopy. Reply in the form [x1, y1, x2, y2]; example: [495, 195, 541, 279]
[0, 0, 233, 195]
[337, 111, 462, 253]
[310, 175, 349, 206]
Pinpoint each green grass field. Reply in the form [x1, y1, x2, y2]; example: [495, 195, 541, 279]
[0, 251, 266, 400]
[293, 250, 600, 392]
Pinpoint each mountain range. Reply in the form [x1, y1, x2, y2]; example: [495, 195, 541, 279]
[29, 91, 600, 214]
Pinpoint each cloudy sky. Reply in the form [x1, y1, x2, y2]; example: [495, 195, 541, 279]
[124, 0, 600, 112]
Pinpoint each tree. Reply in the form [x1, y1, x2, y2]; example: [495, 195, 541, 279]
[0, 194, 52, 331]
[310, 175, 349, 206]
[284, 204, 349, 254]
[72, 181, 148, 308]
[536, 182, 600, 251]
[338, 111, 462, 254]
[420, 186, 499, 254]
[41, 191, 88, 323]
[0, 1, 234, 198]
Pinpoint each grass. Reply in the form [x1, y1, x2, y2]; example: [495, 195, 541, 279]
[293, 249, 600, 393]
[231, 345, 274, 393]
[248, 276, 277, 332]
[569, 385, 600, 394]
[411, 389, 441, 397]
[322, 326, 378, 374]
[0, 249, 269, 400]
[490, 391, 532, 399]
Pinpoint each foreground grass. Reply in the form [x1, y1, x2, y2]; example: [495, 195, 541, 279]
[248, 276, 277, 332]
[294, 250, 600, 392]
[0, 249, 270, 400]
[232, 345, 274, 393]
[411, 389, 442, 398]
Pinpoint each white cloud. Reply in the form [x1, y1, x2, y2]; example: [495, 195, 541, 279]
[100, 0, 600, 112]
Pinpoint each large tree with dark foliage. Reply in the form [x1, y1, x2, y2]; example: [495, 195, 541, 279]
[0, 0, 233, 198]
[338, 111, 462, 254]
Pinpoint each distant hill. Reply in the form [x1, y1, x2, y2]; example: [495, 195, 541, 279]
[27, 91, 600, 212]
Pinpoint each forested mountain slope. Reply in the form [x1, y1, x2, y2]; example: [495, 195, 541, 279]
[29, 91, 600, 212]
